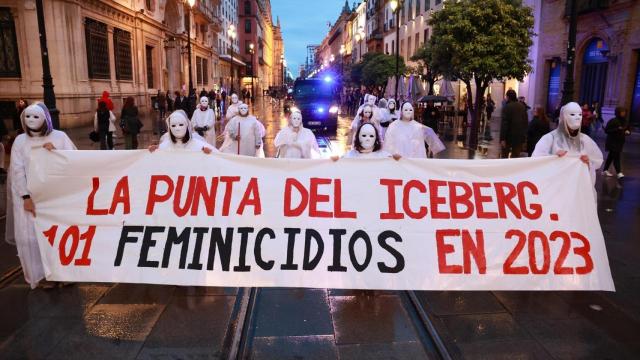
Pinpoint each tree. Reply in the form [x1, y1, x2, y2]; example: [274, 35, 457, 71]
[425, 0, 534, 148]
[351, 52, 406, 90]
[411, 46, 442, 96]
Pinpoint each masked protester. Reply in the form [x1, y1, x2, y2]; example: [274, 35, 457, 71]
[220, 103, 263, 156]
[7, 103, 76, 289]
[274, 110, 319, 159]
[150, 110, 216, 153]
[344, 123, 394, 159]
[384, 102, 445, 158]
[349, 105, 383, 147]
[191, 96, 216, 147]
[532, 102, 603, 189]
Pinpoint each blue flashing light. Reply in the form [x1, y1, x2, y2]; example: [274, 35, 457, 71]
[323, 76, 333, 83]
[317, 107, 325, 113]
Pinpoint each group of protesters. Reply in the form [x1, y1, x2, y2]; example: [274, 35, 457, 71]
[3, 83, 633, 289]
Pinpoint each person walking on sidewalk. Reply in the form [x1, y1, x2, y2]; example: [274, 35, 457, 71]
[500, 89, 528, 158]
[602, 106, 631, 179]
[527, 106, 551, 156]
[581, 103, 594, 137]
[156, 90, 167, 135]
[94, 101, 116, 150]
[120, 97, 142, 149]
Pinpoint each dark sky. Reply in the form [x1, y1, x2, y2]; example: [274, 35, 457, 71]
[271, 0, 349, 77]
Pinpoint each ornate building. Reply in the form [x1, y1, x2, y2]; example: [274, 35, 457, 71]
[531, 0, 640, 124]
[0, 0, 222, 128]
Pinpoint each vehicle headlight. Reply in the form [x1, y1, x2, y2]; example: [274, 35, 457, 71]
[329, 106, 339, 114]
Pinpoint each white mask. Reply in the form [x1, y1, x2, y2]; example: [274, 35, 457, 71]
[562, 102, 582, 131]
[367, 95, 376, 106]
[169, 114, 189, 139]
[401, 103, 414, 121]
[388, 100, 396, 110]
[358, 124, 377, 152]
[290, 112, 302, 128]
[239, 103, 249, 116]
[23, 105, 46, 131]
[199, 97, 209, 109]
[231, 94, 239, 104]
[362, 108, 372, 120]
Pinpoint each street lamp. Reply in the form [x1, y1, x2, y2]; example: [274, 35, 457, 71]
[228, 23, 237, 95]
[186, 0, 196, 108]
[35, 0, 59, 128]
[280, 54, 285, 87]
[249, 43, 255, 102]
[339, 45, 345, 81]
[390, 0, 404, 103]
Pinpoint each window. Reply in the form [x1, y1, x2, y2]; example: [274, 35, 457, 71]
[392, 40, 395, 55]
[400, 39, 404, 57]
[85, 18, 110, 79]
[435, 0, 441, 5]
[415, 34, 419, 56]
[245, 19, 251, 33]
[196, 56, 207, 85]
[424, 28, 430, 43]
[407, 36, 411, 59]
[385, 43, 389, 54]
[425, 0, 430, 9]
[416, 0, 421, 15]
[113, 28, 132, 80]
[0, 8, 20, 77]
[145, 0, 155, 12]
[244, 0, 251, 15]
[146, 45, 154, 88]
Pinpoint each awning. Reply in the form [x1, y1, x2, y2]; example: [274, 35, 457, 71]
[219, 55, 246, 67]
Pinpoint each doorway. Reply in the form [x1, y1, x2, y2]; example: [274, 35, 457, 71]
[579, 38, 608, 106]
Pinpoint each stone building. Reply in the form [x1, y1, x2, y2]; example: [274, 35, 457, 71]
[531, 0, 640, 124]
[0, 0, 222, 129]
[217, 0, 242, 93]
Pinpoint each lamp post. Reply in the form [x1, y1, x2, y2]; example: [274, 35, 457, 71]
[561, 0, 577, 105]
[186, 0, 196, 109]
[339, 45, 345, 80]
[390, 0, 403, 103]
[228, 24, 237, 95]
[280, 54, 285, 88]
[35, 0, 59, 129]
[249, 43, 255, 102]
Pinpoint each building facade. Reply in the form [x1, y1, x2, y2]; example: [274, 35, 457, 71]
[217, 0, 242, 93]
[0, 0, 222, 128]
[531, 0, 640, 124]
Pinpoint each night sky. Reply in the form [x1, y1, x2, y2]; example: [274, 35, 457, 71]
[271, 0, 350, 77]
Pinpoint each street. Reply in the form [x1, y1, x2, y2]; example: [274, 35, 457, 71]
[0, 98, 639, 359]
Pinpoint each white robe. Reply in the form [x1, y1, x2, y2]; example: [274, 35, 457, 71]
[225, 102, 242, 123]
[7, 130, 76, 288]
[158, 137, 218, 152]
[274, 127, 319, 159]
[532, 130, 603, 187]
[384, 120, 445, 158]
[343, 149, 392, 158]
[220, 115, 262, 157]
[191, 108, 216, 146]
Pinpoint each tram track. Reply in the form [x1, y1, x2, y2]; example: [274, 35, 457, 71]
[222, 287, 452, 360]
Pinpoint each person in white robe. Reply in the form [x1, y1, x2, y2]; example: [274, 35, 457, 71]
[344, 123, 398, 159]
[532, 102, 603, 188]
[7, 103, 76, 289]
[150, 110, 216, 153]
[349, 105, 383, 147]
[224, 93, 242, 127]
[220, 103, 262, 156]
[274, 110, 320, 159]
[191, 96, 216, 147]
[377, 98, 392, 139]
[384, 102, 445, 158]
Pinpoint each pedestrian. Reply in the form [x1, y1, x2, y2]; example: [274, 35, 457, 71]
[97, 90, 114, 111]
[14, 99, 29, 134]
[149, 110, 216, 153]
[526, 106, 551, 156]
[191, 96, 216, 147]
[93, 100, 116, 150]
[173, 91, 187, 112]
[344, 123, 397, 159]
[120, 96, 142, 149]
[422, 100, 441, 134]
[274, 110, 319, 159]
[220, 103, 262, 156]
[500, 89, 528, 158]
[485, 95, 496, 121]
[157, 90, 167, 135]
[532, 102, 603, 190]
[384, 102, 445, 158]
[581, 103, 594, 137]
[7, 103, 76, 289]
[591, 101, 604, 134]
[166, 90, 174, 112]
[225, 93, 242, 124]
[602, 106, 631, 179]
[349, 104, 382, 146]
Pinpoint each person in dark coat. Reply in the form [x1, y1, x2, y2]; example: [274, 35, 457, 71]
[421, 100, 441, 134]
[500, 89, 528, 158]
[120, 97, 142, 149]
[527, 106, 551, 156]
[14, 99, 29, 134]
[173, 91, 188, 112]
[166, 90, 174, 112]
[602, 107, 631, 179]
[94, 100, 115, 150]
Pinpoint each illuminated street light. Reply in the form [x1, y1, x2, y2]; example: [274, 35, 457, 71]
[229, 23, 237, 94]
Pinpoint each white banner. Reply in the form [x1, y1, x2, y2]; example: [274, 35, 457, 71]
[28, 150, 614, 291]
